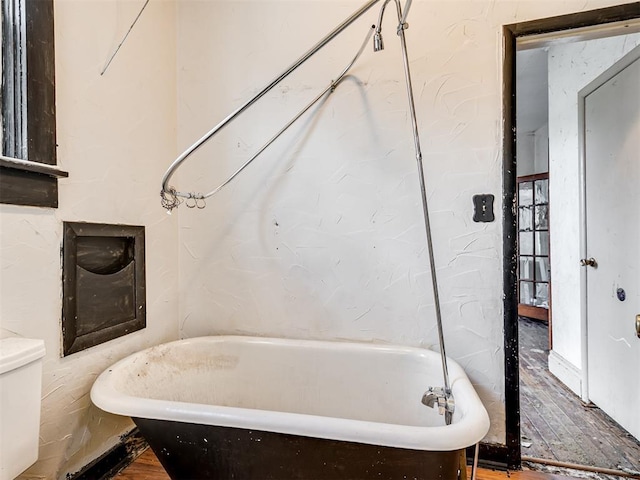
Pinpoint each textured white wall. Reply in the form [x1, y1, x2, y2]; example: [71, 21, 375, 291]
[515, 123, 547, 177]
[534, 123, 549, 174]
[548, 33, 640, 390]
[517, 132, 536, 176]
[0, 1, 179, 478]
[176, 0, 505, 445]
[175, 0, 636, 446]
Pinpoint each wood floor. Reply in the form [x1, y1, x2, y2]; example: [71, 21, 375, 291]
[116, 447, 577, 480]
[116, 449, 169, 480]
[112, 319, 640, 480]
[519, 317, 640, 478]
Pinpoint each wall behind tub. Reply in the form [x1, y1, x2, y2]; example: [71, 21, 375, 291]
[175, 0, 633, 446]
[0, 1, 178, 478]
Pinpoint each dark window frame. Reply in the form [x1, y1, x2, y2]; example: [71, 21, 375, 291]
[0, 0, 66, 208]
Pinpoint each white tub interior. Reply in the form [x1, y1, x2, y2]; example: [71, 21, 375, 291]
[93, 336, 490, 451]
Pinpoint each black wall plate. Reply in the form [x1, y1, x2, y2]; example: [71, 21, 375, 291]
[473, 194, 495, 223]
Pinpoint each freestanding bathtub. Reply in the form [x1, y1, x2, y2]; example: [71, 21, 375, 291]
[91, 336, 489, 479]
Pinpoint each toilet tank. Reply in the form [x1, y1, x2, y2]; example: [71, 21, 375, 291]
[0, 338, 45, 480]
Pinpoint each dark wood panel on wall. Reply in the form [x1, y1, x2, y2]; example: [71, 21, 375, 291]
[0, 166, 58, 207]
[26, 0, 57, 165]
[62, 222, 146, 356]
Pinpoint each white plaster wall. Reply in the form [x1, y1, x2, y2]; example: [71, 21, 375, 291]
[0, 1, 178, 478]
[175, 0, 635, 446]
[516, 123, 547, 177]
[516, 132, 536, 176]
[548, 33, 640, 387]
[534, 123, 548, 174]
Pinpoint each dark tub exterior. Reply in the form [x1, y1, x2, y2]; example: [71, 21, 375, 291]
[135, 419, 466, 479]
[91, 336, 489, 480]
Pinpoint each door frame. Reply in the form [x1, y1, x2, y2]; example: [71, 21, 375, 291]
[577, 45, 640, 404]
[501, 4, 640, 469]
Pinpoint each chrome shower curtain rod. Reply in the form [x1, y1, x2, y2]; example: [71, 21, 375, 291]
[160, 0, 456, 425]
[161, 24, 376, 210]
[161, 0, 407, 209]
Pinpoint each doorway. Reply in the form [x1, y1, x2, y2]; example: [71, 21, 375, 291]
[502, 4, 640, 475]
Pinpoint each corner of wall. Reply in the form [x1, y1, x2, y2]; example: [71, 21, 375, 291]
[548, 349, 581, 396]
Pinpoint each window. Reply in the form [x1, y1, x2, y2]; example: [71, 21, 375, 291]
[0, 0, 65, 208]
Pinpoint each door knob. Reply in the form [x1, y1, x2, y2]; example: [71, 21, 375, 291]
[580, 257, 598, 268]
[636, 314, 640, 339]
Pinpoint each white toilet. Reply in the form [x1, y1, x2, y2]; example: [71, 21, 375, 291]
[0, 338, 45, 480]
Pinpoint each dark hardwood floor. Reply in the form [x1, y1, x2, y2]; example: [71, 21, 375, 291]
[519, 316, 640, 479]
[116, 447, 579, 480]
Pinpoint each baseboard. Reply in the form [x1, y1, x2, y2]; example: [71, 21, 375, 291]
[466, 442, 509, 470]
[66, 429, 147, 480]
[548, 350, 582, 396]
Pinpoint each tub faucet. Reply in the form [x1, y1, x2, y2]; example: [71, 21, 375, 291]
[422, 386, 455, 425]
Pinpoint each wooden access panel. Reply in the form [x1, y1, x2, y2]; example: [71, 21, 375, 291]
[62, 222, 146, 356]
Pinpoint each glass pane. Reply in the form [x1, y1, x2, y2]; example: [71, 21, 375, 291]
[519, 182, 533, 206]
[519, 206, 533, 231]
[535, 283, 549, 308]
[520, 281, 534, 305]
[535, 257, 550, 282]
[535, 231, 549, 255]
[519, 231, 534, 255]
[1, 1, 28, 160]
[535, 205, 549, 230]
[519, 256, 534, 281]
[535, 179, 549, 204]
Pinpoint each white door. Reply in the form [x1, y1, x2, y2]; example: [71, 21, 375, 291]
[585, 50, 640, 441]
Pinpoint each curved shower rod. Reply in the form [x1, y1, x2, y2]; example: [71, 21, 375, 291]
[159, 0, 457, 427]
[160, 0, 411, 210]
[161, 24, 375, 211]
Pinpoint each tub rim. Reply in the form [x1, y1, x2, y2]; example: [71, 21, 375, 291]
[91, 335, 490, 452]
